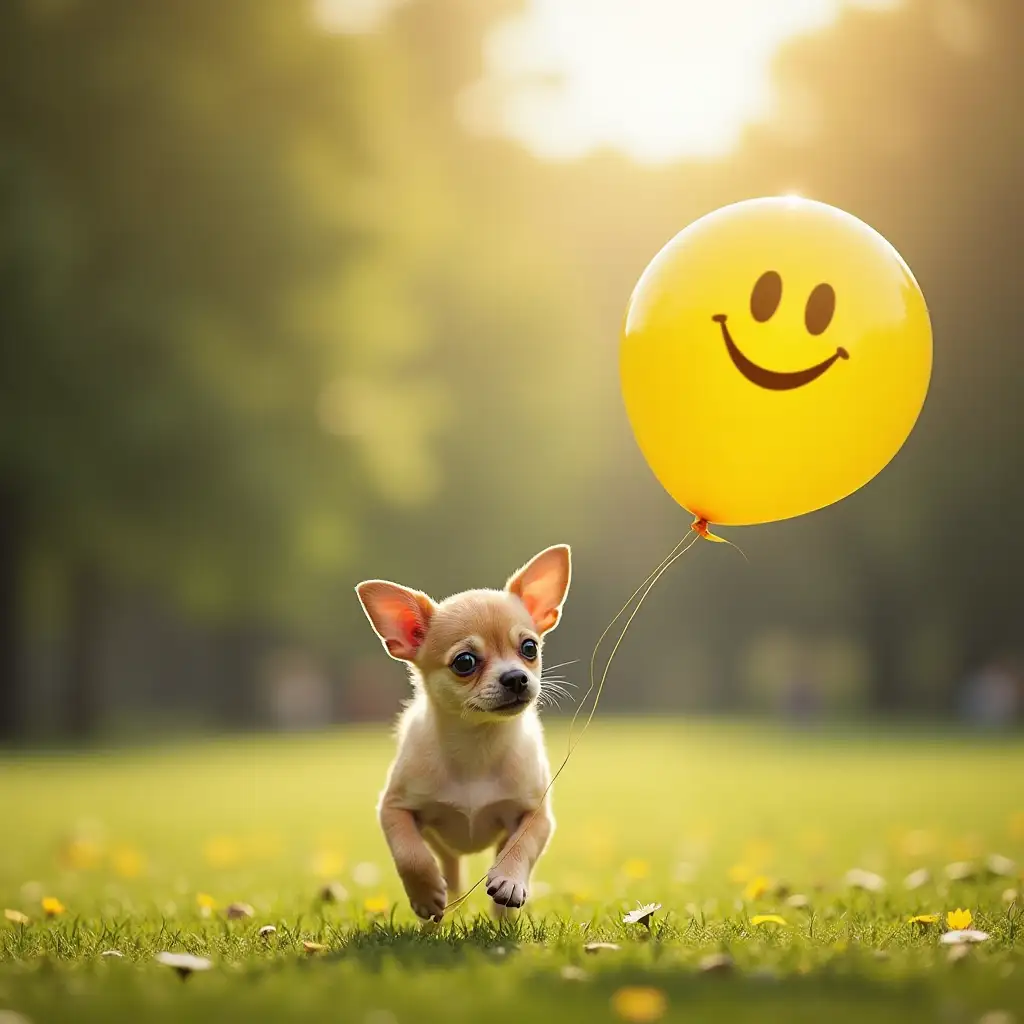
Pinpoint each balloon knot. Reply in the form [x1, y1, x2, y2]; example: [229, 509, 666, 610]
[691, 517, 727, 543]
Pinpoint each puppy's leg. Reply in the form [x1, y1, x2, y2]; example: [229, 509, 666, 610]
[437, 850, 462, 901]
[486, 804, 553, 910]
[379, 804, 447, 921]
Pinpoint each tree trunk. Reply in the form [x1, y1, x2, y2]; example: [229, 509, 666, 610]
[0, 486, 25, 742]
[66, 563, 103, 740]
[857, 551, 907, 714]
[215, 624, 263, 730]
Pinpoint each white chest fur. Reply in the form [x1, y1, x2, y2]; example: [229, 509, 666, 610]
[415, 778, 531, 854]
[383, 699, 551, 856]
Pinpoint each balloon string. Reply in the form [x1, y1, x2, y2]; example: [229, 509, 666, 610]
[443, 530, 700, 914]
[692, 516, 749, 563]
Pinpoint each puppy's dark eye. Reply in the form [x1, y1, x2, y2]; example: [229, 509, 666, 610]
[450, 652, 478, 677]
[519, 638, 539, 661]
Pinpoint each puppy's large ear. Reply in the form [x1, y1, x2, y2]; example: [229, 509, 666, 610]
[355, 580, 435, 661]
[506, 544, 572, 634]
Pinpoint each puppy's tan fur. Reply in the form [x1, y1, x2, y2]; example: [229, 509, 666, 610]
[356, 546, 570, 920]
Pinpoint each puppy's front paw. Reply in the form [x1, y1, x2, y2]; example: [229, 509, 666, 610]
[486, 870, 527, 908]
[404, 873, 447, 922]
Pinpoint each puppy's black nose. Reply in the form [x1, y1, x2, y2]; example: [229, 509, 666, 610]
[499, 669, 529, 696]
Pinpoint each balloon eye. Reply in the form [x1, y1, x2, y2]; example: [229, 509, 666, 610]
[450, 652, 478, 677]
[750, 271, 782, 322]
[805, 283, 836, 335]
[519, 638, 538, 661]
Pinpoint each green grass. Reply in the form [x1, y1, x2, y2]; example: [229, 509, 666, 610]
[1, 719, 1022, 1023]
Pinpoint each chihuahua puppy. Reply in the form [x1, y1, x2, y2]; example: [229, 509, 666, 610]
[355, 545, 571, 921]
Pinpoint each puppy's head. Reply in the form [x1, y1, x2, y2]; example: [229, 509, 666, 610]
[355, 545, 571, 722]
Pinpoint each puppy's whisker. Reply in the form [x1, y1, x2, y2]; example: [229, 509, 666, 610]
[539, 682, 575, 706]
[540, 659, 580, 674]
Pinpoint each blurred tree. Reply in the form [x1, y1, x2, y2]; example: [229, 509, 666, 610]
[0, 0, 604, 738]
[754, 0, 1024, 708]
[2, 0, 1021, 734]
[0, 0, 390, 736]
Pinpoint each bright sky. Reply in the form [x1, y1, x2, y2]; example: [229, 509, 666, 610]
[468, 0, 897, 163]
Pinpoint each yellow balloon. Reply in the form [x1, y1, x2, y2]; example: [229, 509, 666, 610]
[620, 197, 933, 527]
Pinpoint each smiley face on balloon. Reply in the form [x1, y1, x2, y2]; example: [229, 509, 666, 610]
[620, 196, 933, 528]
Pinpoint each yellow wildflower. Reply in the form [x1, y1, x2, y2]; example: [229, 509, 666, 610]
[61, 837, 102, 871]
[5, 909, 30, 925]
[111, 846, 145, 879]
[196, 892, 217, 913]
[202, 836, 241, 869]
[899, 829, 934, 859]
[611, 986, 667, 1023]
[797, 828, 827, 856]
[908, 914, 939, 925]
[41, 897, 65, 917]
[727, 863, 753, 884]
[946, 908, 972, 930]
[244, 832, 282, 861]
[622, 859, 650, 881]
[743, 876, 771, 901]
[750, 914, 786, 926]
[1009, 811, 1024, 841]
[742, 839, 775, 868]
[949, 836, 982, 861]
[311, 850, 344, 878]
[362, 895, 390, 914]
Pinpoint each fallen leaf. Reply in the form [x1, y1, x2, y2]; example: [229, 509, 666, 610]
[352, 862, 381, 887]
[985, 854, 1016, 878]
[945, 862, 977, 882]
[319, 881, 348, 903]
[977, 1012, 1016, 1024]
[904, 868, 931, 890]
[940, 929, 990, 945]
[622, 902, 662, 928]
[947, 944, 971, 964]
[699, 953, 734, 973]
[0, 1011, 33, 1024]
[844, 869, 885, 893]
[155, 952, 212, 978]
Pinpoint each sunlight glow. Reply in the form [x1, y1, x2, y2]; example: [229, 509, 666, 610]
[468, 0, 897, 163]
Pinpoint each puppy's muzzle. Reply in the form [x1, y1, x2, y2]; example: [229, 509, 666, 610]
[499, 669, 529, 696]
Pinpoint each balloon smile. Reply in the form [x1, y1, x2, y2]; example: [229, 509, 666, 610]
[713, 313, 849, 391]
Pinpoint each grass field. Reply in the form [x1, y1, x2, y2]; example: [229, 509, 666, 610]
[1, 719, 1022, 1023]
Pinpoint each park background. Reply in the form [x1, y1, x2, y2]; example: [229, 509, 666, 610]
[0, 0, 1021, 741]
